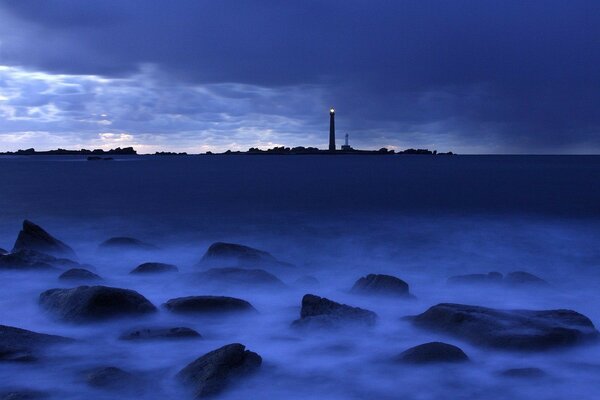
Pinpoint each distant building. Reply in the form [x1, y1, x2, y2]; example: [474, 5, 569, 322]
[341, 133, 352, 151]
[329, 107, 336, 151]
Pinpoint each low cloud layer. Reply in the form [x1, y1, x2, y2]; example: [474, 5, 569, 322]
[1, 1, 599, 153]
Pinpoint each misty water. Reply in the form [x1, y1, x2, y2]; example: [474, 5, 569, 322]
[1, 155, 600, 399]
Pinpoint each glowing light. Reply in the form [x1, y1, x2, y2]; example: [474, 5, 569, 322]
[330, 107, 335, 114]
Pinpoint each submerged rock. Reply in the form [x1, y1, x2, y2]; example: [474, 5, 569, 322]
[351, 274, 411, 297]
[504, 271, 548, 286]
[199, 242, 289, 268]
[39, 285, 157, 322]
[177, 343, 262, 398]
[197, 267, 285, 287]
[0, 249, 78, 271]
[0, 324, 71, 362]
[293, 275, 320, 286]
[447, 271, 548, 287]
[84, 366, 142, 392]
[410, 303, 598, 350]
[59, 268, 102, 282]
[99, 237, 157, 250]
[292, 294, 377, 329]
[119, 327, 201, 341]
[12, 220, 75, 258]
[447, 272, 503, 285]
[396, 342, 469, 364]
[130, 262, 178, 274]
[500, 367, 546, 378]
[164, 296, 256, 315]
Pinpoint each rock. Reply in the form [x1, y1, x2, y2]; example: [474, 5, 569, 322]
[410, 303, 598, 350]
[164, 296, 256, 315]
[119, 327, 201, 341]
[177, 343, 261, 398]
[447, 272, 503, 285]
[0, 324, 70, 362]
[99, 237, 157, 250]
[197, 267, 285, 287]
[0, 390, 47, 400]
[84, 366, 141, 392]
[0, 248, 7, 255]
[59, 268, 102, 282]
[200, 242, 289, 268]
[12, 220, 75, 258]
[396, 342, 469, 364]
[351, 274, 411, 297]
[293, 275, 319, 286]
[504, 271, 548, 286]
[500, 367, 546, 378]
[0, 249, 78, 271]
[130, 262, 178, 274]
[447, 271, 548, 287]
[292, 294, 377, 329]
[39, 285, 157, 322]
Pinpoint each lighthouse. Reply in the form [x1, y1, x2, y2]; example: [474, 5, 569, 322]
[329, 107, 336, 152]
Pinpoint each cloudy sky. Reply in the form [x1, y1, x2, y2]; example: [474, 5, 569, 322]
[0, 1, 598, 154]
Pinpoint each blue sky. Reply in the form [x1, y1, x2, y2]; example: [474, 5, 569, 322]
[0, 1, 599, 153]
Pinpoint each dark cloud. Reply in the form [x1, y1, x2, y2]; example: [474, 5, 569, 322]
[0, 0, 599, 152]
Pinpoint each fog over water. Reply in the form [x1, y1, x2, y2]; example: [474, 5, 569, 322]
[1, 155, 600, 399]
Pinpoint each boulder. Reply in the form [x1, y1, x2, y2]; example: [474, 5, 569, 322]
[197, 268, 285, 287]
[0, 249, 78, 271]
[396, 342, 469, 364]
[410, 303, 598, 350]
[199, 242, 289, 268]
[12, 220, 75, 258]
[39, 286, 157, 322]
[504, 271, 548, 286]
[99, 237, 157, 250]
[164, 296, 256, 315]
[130, 262, 178, 274]
[177, 343, 261, 398]
[0, 324, 70, 362]
[500, 367, 546, 378]
[84, 366, 142, 392]
[59, 268, 102, 282]
[351, 274, 411, 297]
[292, 294, 377, 329]
[447, 272, 503, 285]
[119, 327, 201, 341]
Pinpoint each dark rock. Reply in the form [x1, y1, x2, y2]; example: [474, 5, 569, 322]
[447, 271, 548, 287]
[504, 271, 548, 286]
[39, 285, 157, 322]
[99, 237, 157, 250]
[410, 303, 598, 350]
[59, 268, 102, 282]
[351, 274, 411, 297]
[0, 324, 70, 362]
[164, 296, 256, 315]
[197, 267, 285, 287]
[200, 242, 289, 268]
[120, 327, 201, 341]
[130, 262, 178, 274]
[0, 249, 78, 271]
[292, 294, 377, 329]
[177, 343, 261, 398]
[84, 366, 141, 392]
[447, 272, 503, 285]
[12, 220, 75, 258]
[396, 342, 469, 364]
[0, 390, 47, 400]
[500, 367, 546, 378]
[0, 248, 7, 255]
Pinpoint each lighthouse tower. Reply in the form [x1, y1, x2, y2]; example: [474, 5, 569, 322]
[329, 107, 336, 152]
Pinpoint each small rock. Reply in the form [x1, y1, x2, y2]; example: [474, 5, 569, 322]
[177, 343, 261, 398]
[504, 271, 548, 286]
[293, 275, 319, 286]
[447, 272, 503, 285]
[119, 327, 201, 341]
[164, 296, 256, 315]
[39, 285, 157, 322]
[85, 366, 141, 392]
[197, 267, 285, 287]
[292, 294, 377, 329]
[59, 268, 102, 282]
[199, 242, 289, 268]
[99, 237, 157, 250]
[500, 367, 546, 378]
[351, 274, 411, 297]
[12, 220, 75, 258]
[130, 262, 178, 274]
[396, 342, 469, 364]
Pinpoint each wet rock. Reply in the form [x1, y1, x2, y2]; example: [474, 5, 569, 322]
[164, 296, 256, 315]
[396, 342, 469, 364]
[39, 285, 157, 322]
[200, 242, 290, 268]
[12, 220, 75, 258]
[197, 267, 285, 287]
[130, 262, 178, 274]
[410, 303, 598, 350]
[177, 343, 262, 398]
[119, 327, 201, 341]
[500, 367, 546, 378]
[59, 268, 102, 282]
[504, 271, 548, 286]
[85, 366, 142, 392]
[99, 237, 157, 250]
[292, 294, 377, 329]
[0, 390, 47, 400]
[351, 274, 411, 297]
[447, 272, 503, 285]
[0, 249, 78, 271]
[0, 324, 71, 362]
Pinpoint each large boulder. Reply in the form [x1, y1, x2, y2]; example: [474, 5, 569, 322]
[197, 268, 285, 287]
[0, 324, 71, 362]
[199, 242, 289, 268]
[351, 274, 411, 297]
[12, 220, 75, 258]
[0, 249, 78, 271]
[164, 296, 256, 315]
[410, 303, 598, 350]
[119, 327, 201, 341]
[396, 342, 469, 364]
[177, 343, 261, 398]
[292, 294, 377, 329]
[59, 268, 102, 282]
[130, 262, 178, 274]
[39, 286, 157, 322]
[99, 237, 157, 250]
